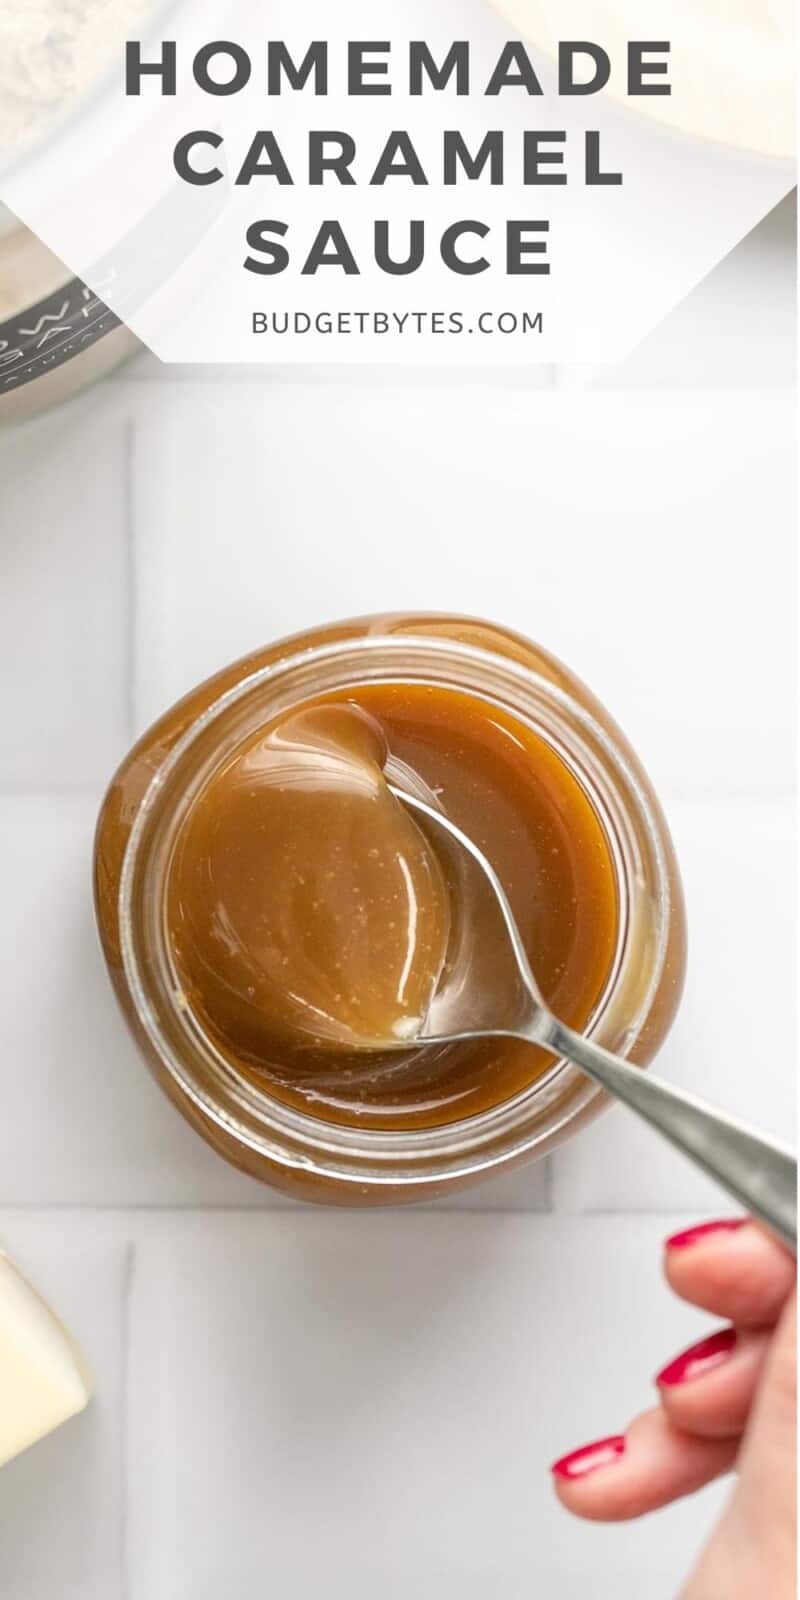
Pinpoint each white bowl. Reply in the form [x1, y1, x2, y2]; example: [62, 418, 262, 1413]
[489, 0, 794, 158]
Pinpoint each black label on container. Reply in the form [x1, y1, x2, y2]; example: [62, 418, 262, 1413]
[0, 276, 120, 393]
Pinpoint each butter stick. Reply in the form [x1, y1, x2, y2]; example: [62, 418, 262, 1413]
[0, 1252, 92, 1468]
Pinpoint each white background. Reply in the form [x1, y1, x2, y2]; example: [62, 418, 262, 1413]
[0, 193, 795, 1597]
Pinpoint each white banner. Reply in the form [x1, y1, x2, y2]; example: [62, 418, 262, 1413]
[0, 0, 794, 366]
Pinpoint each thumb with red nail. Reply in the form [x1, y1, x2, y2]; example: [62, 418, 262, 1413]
[551, 1220, 796, 1599]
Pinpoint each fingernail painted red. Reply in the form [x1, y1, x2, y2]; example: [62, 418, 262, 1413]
[657, 1327, 737, 1388]
[665, 1220, 746, 1251]
[551, 1435, 626, 1481]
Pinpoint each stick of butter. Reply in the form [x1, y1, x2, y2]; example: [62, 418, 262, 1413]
[0, 1251, 92, 1468]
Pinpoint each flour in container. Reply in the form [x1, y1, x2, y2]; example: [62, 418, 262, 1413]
[0, 0, 154, 156]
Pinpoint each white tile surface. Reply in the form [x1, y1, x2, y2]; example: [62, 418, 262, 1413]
[0, 393, 131, 789]
[0, 1215, 126, 1600]
[130, 384, 794, 802]
[125, 1211, 731, 1600]
[553, 797, 797, 1212]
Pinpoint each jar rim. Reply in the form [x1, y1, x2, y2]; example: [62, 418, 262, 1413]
[119, 632, 672, 1188]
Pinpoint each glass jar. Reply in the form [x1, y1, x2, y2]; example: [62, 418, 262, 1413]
[94, 614, 686, 1205]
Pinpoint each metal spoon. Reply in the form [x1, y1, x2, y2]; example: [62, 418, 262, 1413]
[391, 786, 797, 1253]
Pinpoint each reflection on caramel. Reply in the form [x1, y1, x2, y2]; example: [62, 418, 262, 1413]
[165, 681, 619, 1129]
[168, 704, 450, 1056]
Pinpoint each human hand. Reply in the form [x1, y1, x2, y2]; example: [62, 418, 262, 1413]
[550, 1220, 796, 1599]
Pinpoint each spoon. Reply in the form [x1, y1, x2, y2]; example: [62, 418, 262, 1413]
[390, 786, 797, 1253]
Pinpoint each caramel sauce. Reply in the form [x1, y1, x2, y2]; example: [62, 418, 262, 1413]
[167, 703, 451, 1056]
[164, 681, 619, 1129]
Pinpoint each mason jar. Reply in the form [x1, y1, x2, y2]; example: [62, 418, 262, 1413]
[94, 613, 686, 1205]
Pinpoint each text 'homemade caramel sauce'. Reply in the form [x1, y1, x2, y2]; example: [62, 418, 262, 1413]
[165, 681, 619, 1130]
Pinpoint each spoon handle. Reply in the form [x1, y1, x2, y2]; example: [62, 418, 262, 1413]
[546, 1019, 797, 1254]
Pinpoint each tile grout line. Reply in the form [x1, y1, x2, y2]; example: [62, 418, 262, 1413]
[0, 781, 112, 797]
[0, 1201, 730, 1218]
[111, 361, 566, 389]
[123, 416, 138, 746]
[120, 1238, 136, 1600]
